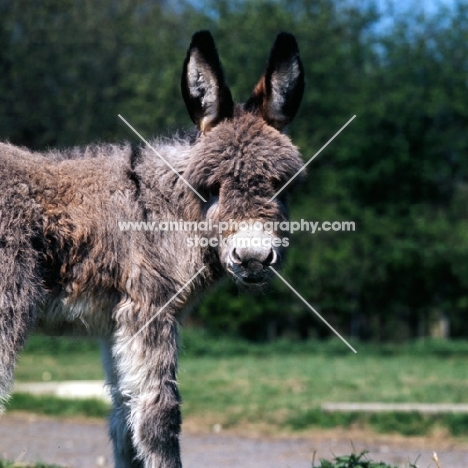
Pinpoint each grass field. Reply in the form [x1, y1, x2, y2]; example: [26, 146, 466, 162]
[9, 331, 468, 437]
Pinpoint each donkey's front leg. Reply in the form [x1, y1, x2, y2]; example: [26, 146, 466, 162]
[113, 307, 182, 468]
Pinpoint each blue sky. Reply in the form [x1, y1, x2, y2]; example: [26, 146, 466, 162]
[348, 0, 460, 35]
[373, 0, 458, 20]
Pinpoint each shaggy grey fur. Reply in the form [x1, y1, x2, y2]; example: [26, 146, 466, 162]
[0, 31, 304, 468]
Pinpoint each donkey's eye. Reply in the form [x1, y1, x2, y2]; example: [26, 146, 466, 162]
[200, 183, 220, 200]
[209, 183, 220, 198]
[272, 178, 286, 194]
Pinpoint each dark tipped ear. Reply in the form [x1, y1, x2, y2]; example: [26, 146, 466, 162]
[181, 31, 234, 132]
[245, 32, 304, 130]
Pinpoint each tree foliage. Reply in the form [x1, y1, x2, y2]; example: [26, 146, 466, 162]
[1, 0, 468, 341]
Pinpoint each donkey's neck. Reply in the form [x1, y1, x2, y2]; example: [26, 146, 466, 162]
[135, 136, 203, 222]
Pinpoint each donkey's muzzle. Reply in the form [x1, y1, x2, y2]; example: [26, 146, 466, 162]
[228, 245, 278, 285]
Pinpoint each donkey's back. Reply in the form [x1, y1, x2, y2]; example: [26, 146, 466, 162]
[2, 144, 137, 323]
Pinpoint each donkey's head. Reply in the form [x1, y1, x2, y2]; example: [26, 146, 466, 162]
[182, 31, 304, 289]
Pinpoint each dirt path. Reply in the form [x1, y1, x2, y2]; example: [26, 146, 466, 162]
[1, 412, 467, 467]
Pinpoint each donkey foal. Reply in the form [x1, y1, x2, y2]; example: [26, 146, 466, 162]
[0, 31, 305, 468]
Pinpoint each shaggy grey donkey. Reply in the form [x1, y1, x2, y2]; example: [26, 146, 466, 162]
[0, 30, 305, 467]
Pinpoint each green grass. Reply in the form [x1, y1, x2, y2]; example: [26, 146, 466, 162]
[14, 336, 103, 382]
[286, 409, 468, 436]
[312, 451, 417, 467]
[177, 352, 468, 435]
[7, 393, 109, 418]
[10, 332, 468, 436]
[0, 462, 64, 468]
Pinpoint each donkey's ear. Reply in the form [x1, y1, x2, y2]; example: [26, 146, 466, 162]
[181, 31, 234, 132]
[245, 32, 304, 130]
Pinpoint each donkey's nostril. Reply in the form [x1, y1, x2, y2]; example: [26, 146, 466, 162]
[230, 248, 242, 265]
[229, 246, 277, 267]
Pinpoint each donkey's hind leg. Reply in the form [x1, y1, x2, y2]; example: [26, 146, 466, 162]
[0, 244, 39, 411]
[102, 338, 143, 468]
